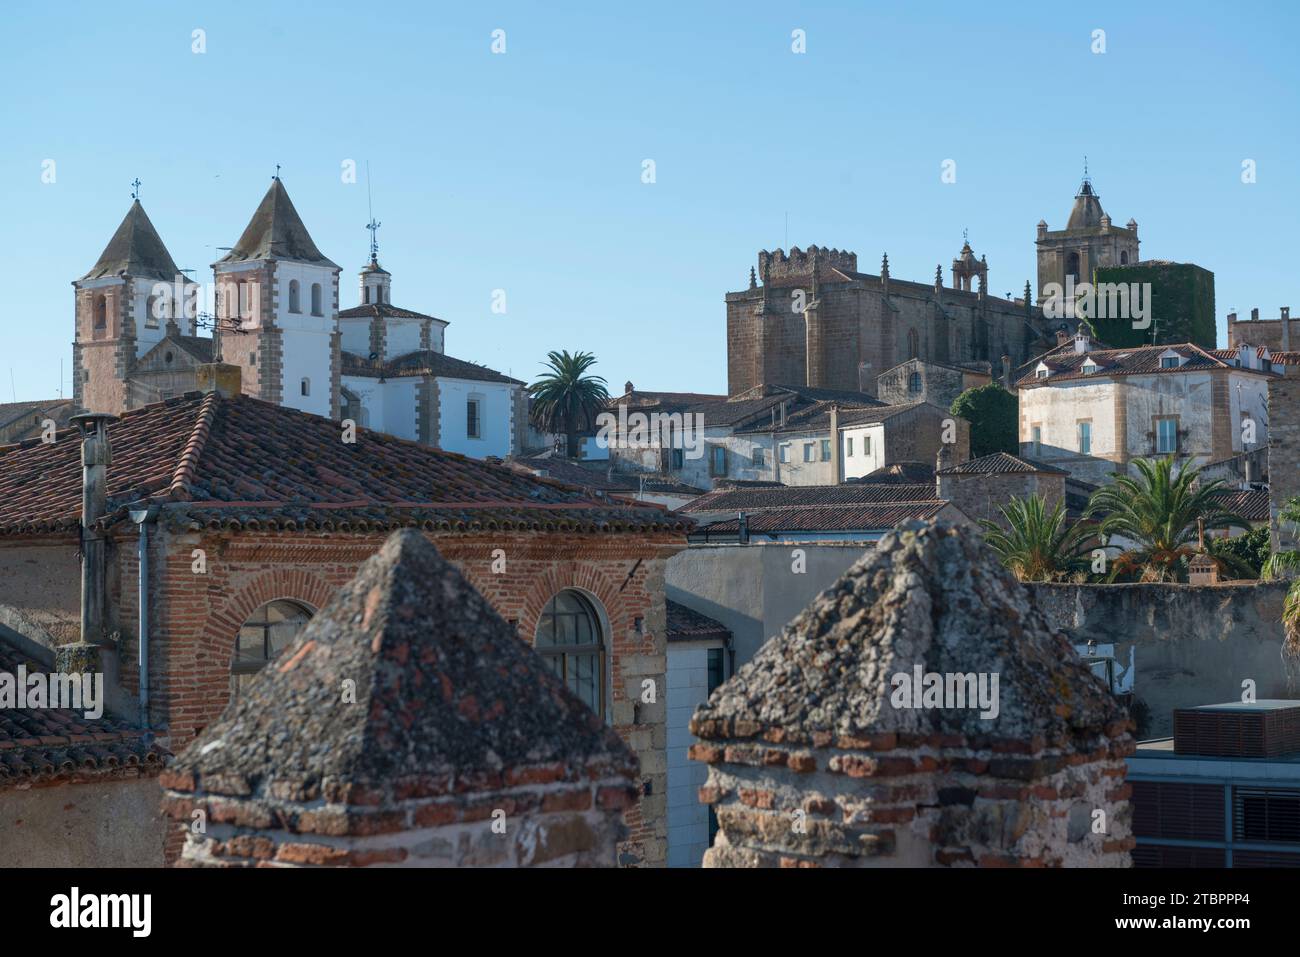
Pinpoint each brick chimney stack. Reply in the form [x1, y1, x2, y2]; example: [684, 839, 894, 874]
[690, 521, 1134, 868]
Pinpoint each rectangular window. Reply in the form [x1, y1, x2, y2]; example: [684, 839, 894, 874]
[864, 436, 871, 455]
[820, 439, 831, 461]
[1161, 356, 1180, 369]
[707, 648, 725, 694]
[751, 447, 764, 467]
[779, 444, 789, 464]
[1078, 420, 1092, 455]
[1156, 418, 1178, 454]
[467, 398, 482, 439]
[1031, 425, 1042, 455]
[803, 444, 814, 463]
[846, 437, 854, 457]
[671, 448, 684, 469]
[710, 445, 726, 476]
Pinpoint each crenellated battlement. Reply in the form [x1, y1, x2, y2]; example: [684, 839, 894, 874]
[758, 245, 857, 286]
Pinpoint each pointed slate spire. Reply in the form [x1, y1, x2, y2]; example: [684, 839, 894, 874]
[218, 178, 339, 268]
[79, 200, 182, 282]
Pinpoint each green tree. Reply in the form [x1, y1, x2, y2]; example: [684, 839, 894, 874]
[1087, 457, 1249, 582]
[1207, 526, 1270, 580]
[950, 384, 1017, 459]
[978, 494, 1094, 582]
[528, 350, 610, 458]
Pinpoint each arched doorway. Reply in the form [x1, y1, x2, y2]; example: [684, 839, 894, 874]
[534, 590, 606, 715]
[231, 599, 314, 697]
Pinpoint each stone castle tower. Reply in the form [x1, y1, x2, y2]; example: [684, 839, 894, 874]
[1035, 176, 1139, 300]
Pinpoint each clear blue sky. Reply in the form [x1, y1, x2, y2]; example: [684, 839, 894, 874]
[2, 1, 1297, 403]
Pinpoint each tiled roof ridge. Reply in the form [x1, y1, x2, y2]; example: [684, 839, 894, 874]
[167, 390, 220, 499]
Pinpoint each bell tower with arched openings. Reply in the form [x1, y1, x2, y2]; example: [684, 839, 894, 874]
[1035, 166, 1140, 303]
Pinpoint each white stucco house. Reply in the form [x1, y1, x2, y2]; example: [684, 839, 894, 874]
[1016, 328, 1276, 486]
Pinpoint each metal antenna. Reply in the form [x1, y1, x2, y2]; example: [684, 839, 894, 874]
[365, 161, 381, 262]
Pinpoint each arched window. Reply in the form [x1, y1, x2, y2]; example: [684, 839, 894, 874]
[1066, 251, 1081, 283]
[145, 293, 161, 329]
[535, 590, 605, 714]
[907, 328, 919, 360]
[311, 283, 323, 316]
[94, 296, 107, 330]
[300, 377, 311, 397]
[1120, 250, 1129, 265]
[364, 287, 371, 304]
[288, 279, 301, 313]
[908, 371, 923, 393]
[232, 599, 313, 696]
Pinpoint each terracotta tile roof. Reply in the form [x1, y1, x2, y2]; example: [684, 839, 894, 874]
[681, 483, 937, 514]
[694, 501, 948, 535]
[216, 179, 338, 269]
[342, 350, 522, 385]
[0, 641, 167, 789]
[510, 457, 704, 497]
[0, 399, 77, 439]
[850, 461, 936, 485]
[1209, 489, 1270, 522]
[666, 600, 731, 644]
[937, 451, 1069, 476]
[735, 400, 920, 435]
[78, 200, 182, 282]
[0, 392, 693, 537]
[166, 530, 636, 798]
[338, 302, 446, 325]
[1017, 342, 1276, 387]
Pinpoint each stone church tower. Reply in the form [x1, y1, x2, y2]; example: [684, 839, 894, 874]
[1035, 176, 1139, 300]
[213, 177, 342, 419]
[72, 200, 197, 414]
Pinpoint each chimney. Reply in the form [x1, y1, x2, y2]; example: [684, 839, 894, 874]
[624, 380, 634, 395]
[1073, 322, 1091, 354]
[197, 362, 242, 398]
[1056, 328, 1071, 347]
[737, 511, 749, 545]
[1283, 308, 1292, 352]
[72, 412, 118, 647]
[935, 444, 954, 500]
[1001, 355, 1014, 392]
[829, 405, 842, 484]
[1251, 307, 1260, 322]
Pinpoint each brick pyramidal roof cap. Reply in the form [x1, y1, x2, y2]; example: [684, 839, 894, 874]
[693, 520, 1125, 745]
[79, 200, 183, 282]
[168, 530, 637, 800]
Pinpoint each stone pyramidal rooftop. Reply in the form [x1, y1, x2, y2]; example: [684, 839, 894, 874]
[162, 530, 639, 867]
[691, 521, 1134, 868]
[217, 177, 338, 267]
[79, 199, 182, 282]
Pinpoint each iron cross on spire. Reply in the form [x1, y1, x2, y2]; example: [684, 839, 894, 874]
[963, 227, 969, 245]
[131, 178, 141, 200]
[366, 217, 381, 262]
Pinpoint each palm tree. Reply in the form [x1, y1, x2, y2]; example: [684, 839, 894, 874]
[1086, 457, 1248, 582]
[978, 494, 1094, 582]
[528, 350, 610, 458]
[1262, 498, 1300, 666]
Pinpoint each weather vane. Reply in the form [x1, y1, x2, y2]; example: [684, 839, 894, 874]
[131, 178, 141, 200]
[274, 163, 281, 180]
[366, 160, 381, 261]
[963, 227, 968, 245]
